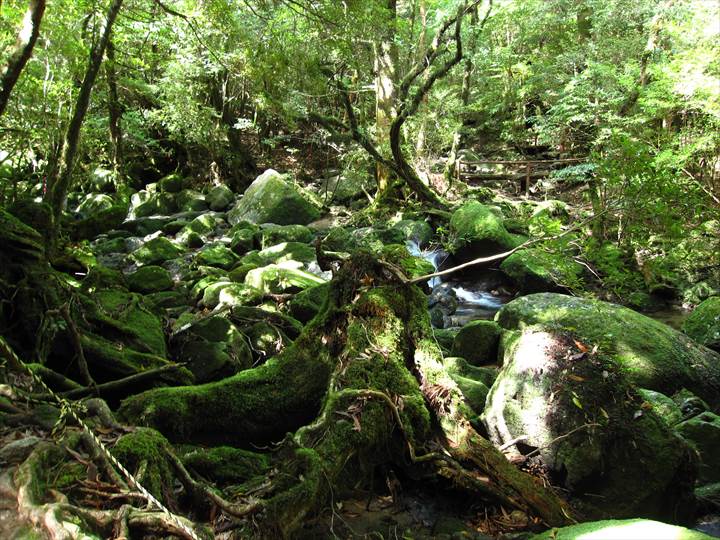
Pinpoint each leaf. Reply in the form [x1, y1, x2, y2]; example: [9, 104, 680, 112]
[572, 396, 583, 409]
[567, 374, 586, 382]
[599, 407, 610, 420]
[573, 339, 589, 352]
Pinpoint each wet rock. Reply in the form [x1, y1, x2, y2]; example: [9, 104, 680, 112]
[257, 224, 313, 248]
[451, 320, 501, 365]
[676, 412, 720, 484]
[127, 265, 173, 294]
[483, 327, 696, 521]
[258, 242, 316, 265]
[195, 243, 238, 269]
[497, 293, 720, 408]
[227, 169, 321, 226]
[683, 297, 720, 352]
[449, 201, 524, 261]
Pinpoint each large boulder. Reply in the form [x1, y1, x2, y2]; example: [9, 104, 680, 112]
[450, 320, 501, 365]
[675, 412, 720, 484]
[76, 193, 115, 216]
[130, 237, 184, 266]
[206, 184, 235, 211]
[127, 265, 173, 294]
[244, 263, 326, 294]
[496, 293, 720, 407]
[532, 519, 714, 540]
[449, 201, 524, 261]
[483, 327, 696, 520]
[227, 169, 321, 226]
[683, 297, 720, 352]
[500, 248, 583, 293]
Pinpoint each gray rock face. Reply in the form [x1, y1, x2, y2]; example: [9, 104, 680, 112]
[228, 169, 321, 226]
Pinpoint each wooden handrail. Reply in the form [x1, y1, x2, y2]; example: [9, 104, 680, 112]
[459, 157, 585, 166]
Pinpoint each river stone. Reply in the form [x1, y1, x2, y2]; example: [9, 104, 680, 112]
[176, 189, 208, 212]
[94, 237, 127, 255]
[244, 263, 326, 294]
[449, 201, 524, 260]
[158, 173, 184, 193]
[71, 204, 128, 240]
[682, 297, 720, 352]
[451, 320, 501, 365]
[496, 293, 720, 408]
[676, 411, 720, 484]
[201, 280, 234, 308]
[207, 184, 235, 211]
[195, 243, 237, 270]
[216, 284, 263, 309]
[257, 224, 313, 248]
[227, 169, 321, 226]
[532, 519, 714, 540]
[131, 237, 184, 266]
[483, 327, 696, 521]
[392, 219, 433, 246]
[229, 263, 258, 283]
[127, 265, 173, 294]
[500, 248, 583, 293]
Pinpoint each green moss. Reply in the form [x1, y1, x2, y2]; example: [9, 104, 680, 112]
[244, 264, 326, 294]
[127, 265, 173, 293]
[131, 236, 184, 266]
[449, 201, 523, 254]
[451, 320, 501, 365]
[682, 297, 720, 351]
[112, 428, 174, 501]
[288, 283, 330, 323]
[257, 242, 316, 265]
[229, 262, 259, 282]
[500, 248, 583, 293]
[195, 243, 238, 269]
[382, 244, 435, 279]
[182, 446, 270, 485]
[496, 293, 720, 407]
[532, 519, 714, 540]
[257, 224, 313, 248]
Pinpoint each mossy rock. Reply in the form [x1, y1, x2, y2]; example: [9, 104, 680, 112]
[392, 219, 433, 246]
[227, 169, 321, 226]
[93, 237, 127, 255]
[144, 290, 189, 310]
[443, 357, 494, 418]
[382, 244, 435, 279]
[676, 412, 720, 484]
[207, 184, 234, 211]
[288, 283, 330, 323]
[532, 519, 714, 540]
[449, 201, 524, 260]
[257, 224, 313, 248]
[217, 283, 263, 309]
[682, 297, 720, 352]
[451, 320, 501, 365]
[432, 328, 458, 355]
[176, 189, 208, 212]
[230, 228, 255, 254]
[127, 265, 173, 294]
[483, 327, 696, 521]
[322, 227, 353, 251]
[637, 388, 683, 426]
[179, 338, 252, 382]
[258, 242, 316, 265]
[181, 446, 270, 485]
[245, 264, 326, 294]
[70, 203, 128, 240]
[244, 321, 291, 362]
[500, 248, 583, 293]
[76, 193, 115, 216]
[201, 280, 234, 308]
[158, 172, 185, 193]
[112, 428, 175, 502]
[497, 293, 720, 408]
[195, 243, 238, 269]
[131, 237, 184, 266]
[228, 263, 259, 283]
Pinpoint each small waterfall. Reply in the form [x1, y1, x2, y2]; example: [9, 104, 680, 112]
[453, 286, 505, 310]
[406, 239, 447, 288]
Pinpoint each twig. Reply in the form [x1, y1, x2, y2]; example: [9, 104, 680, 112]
[523, 423, 601, 460]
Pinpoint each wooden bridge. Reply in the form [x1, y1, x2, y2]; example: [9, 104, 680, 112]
[455, 157, 585, 196]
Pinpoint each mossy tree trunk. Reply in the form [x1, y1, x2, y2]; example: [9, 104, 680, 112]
[121, 252, 573, 537]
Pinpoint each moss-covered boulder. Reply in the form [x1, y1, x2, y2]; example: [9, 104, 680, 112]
[532, 519, 714, 540]
[500, 248, 583, 293]
[245, 263, 326, 294]
[392, 219, 433, 246]
[319, 172, 372, 204]
[130, 236, 184, 266]
[382, 244, 435, 279]
[449, 201, 524, 260]
[227, 169, 321, 226]
[158, 172, 185, 193]
[70, 203, 128, 240]
[206, 184, 234, 211]
[229, 228, 255, 254]
[111, 428, 175, 502]
[76, 193, 114, 216]
[683, 297, 720, 352]
[176, 214, 217, 245]
[181, 446, 269, 486]
[195, 243, 238, 270]
[637, 388, 683, 426]
[127, 265, 173, 294]
[483, 327, 696, 521]
[257, 224, 313, 248]
[176, 189, 208, 212]
[450, 320, 501, 365]
[443, 357, 496, 419]
[228, 263, 258, 283]
[676, 412, 720, 484]
[496, 293, 720, 407]
[129, 190, 176, 218]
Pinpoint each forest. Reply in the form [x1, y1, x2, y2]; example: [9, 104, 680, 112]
[0, 0, 719, 538]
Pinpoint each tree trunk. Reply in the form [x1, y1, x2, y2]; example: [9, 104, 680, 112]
[0, 0, 46, 117]
[45, 0, 124, 246]
[374, 0, 398, 196]
[105, 40, 124, 177]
